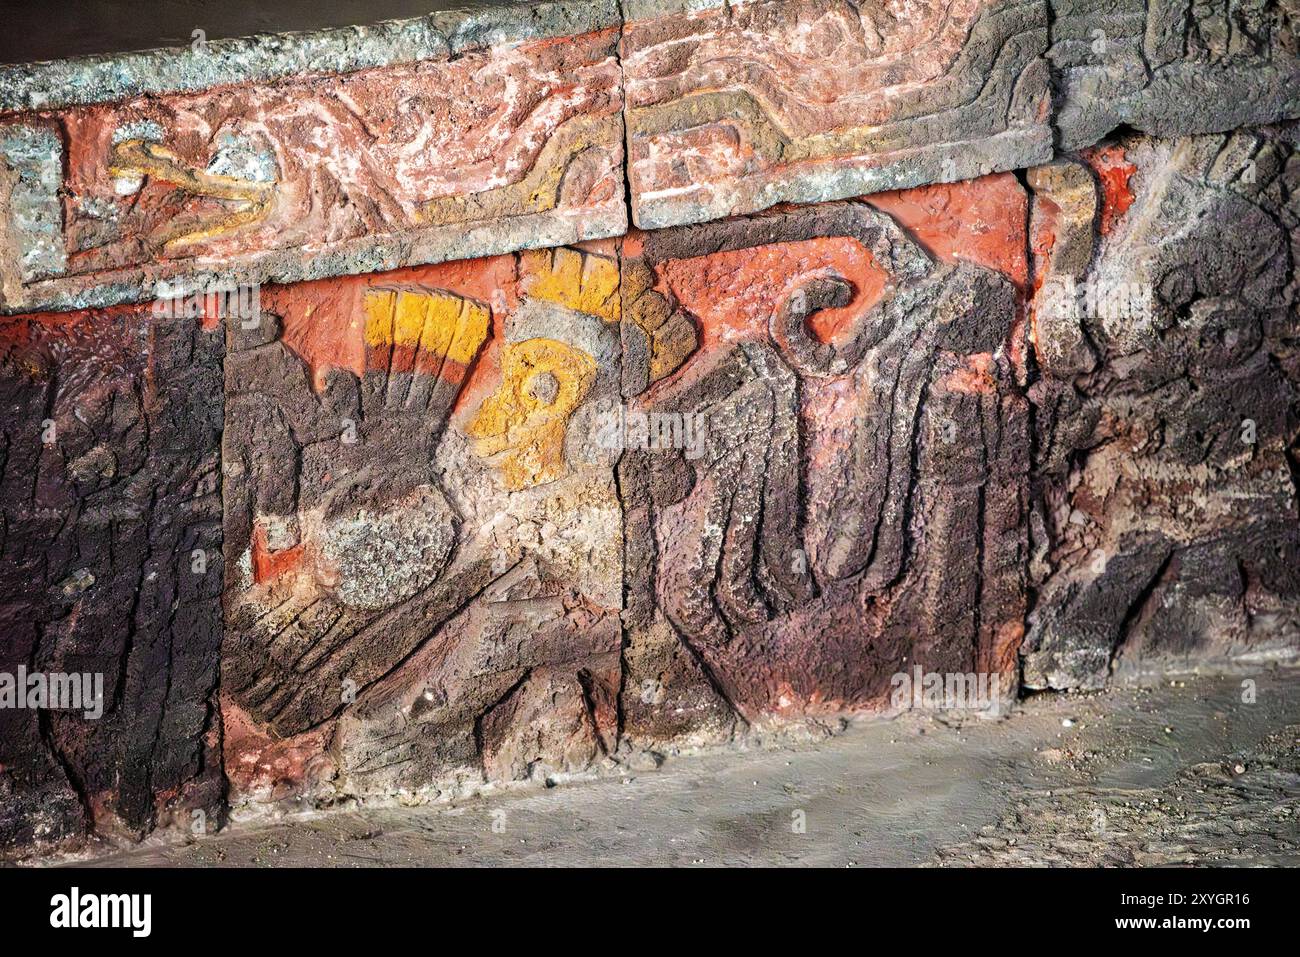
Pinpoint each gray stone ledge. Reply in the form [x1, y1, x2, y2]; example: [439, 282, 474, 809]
[0, 0, 619, 115]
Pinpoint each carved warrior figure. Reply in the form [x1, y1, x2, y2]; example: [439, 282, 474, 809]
[222, 283, 500, 737]
[0, 310, 224, 846]
[222, 260, 624, 791]
[621, 202, 1028, 723]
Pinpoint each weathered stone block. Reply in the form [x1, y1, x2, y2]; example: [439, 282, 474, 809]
[0, 305, 224, 857]
[619, 193, 1030, 739]
[0, 1, 622, 112]
[221, 245, 624, 803]
[1050, 0, 1300, 150]
[622, 0, 1053, 228]
[0, 23, 626, 314]
[1024, 125, 1300, 688]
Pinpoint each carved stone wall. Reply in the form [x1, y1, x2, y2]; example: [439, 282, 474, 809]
[1, 0, 1298, 858]
[221, 249, 625, 804]
[1025, 124, 1300, 688]
[0, 306, 224, 856]
[0, 26, 626, 314]
[618, 197, 1029, 739]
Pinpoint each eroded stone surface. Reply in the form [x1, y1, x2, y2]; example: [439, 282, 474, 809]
[0, 26, 625, 314]
[0, 306, 224, 858]
[619, 198, 1029, 741]
[221, 247, 624, 804]
[622, 0, 1053, 228]
[0, 1, 621, 110]
[1024, 125, 1300, 689]
[1050, 0, 1300, 150]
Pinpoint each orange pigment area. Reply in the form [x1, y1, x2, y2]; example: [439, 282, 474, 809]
[1082, 144, 1136, 236]
[0, 299, 147, 346]
[657, 236, 890, 347]
[220, 697, 335, 794]
[943, 352, 997, 394]
[866, 172, 1029, 292]
[249, 522, 306, 585]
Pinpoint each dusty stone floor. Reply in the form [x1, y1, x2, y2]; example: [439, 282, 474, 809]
[54, 670, 1300, 868]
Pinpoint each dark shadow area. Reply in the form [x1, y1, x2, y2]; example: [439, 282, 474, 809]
[0, 0, 523, 65]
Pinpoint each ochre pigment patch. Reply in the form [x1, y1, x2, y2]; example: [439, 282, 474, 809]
[262, 257, 515, 391]
[466, 337, 598, 491]
[362, 286, 490, 378]
[520, 246, 621, 321]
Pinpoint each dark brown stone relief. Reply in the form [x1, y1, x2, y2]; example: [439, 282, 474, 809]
[0, 306, 224, 857]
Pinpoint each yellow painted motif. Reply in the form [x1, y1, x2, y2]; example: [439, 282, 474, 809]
[466, 338, 596, 490]
[417, 114, 618, 226]
[109, 139, 275, 250]
[363, 287, 489, 366]
[520, 247, 620, 322]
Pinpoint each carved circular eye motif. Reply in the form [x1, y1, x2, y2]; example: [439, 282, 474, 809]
[527, 370, 561, 405]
